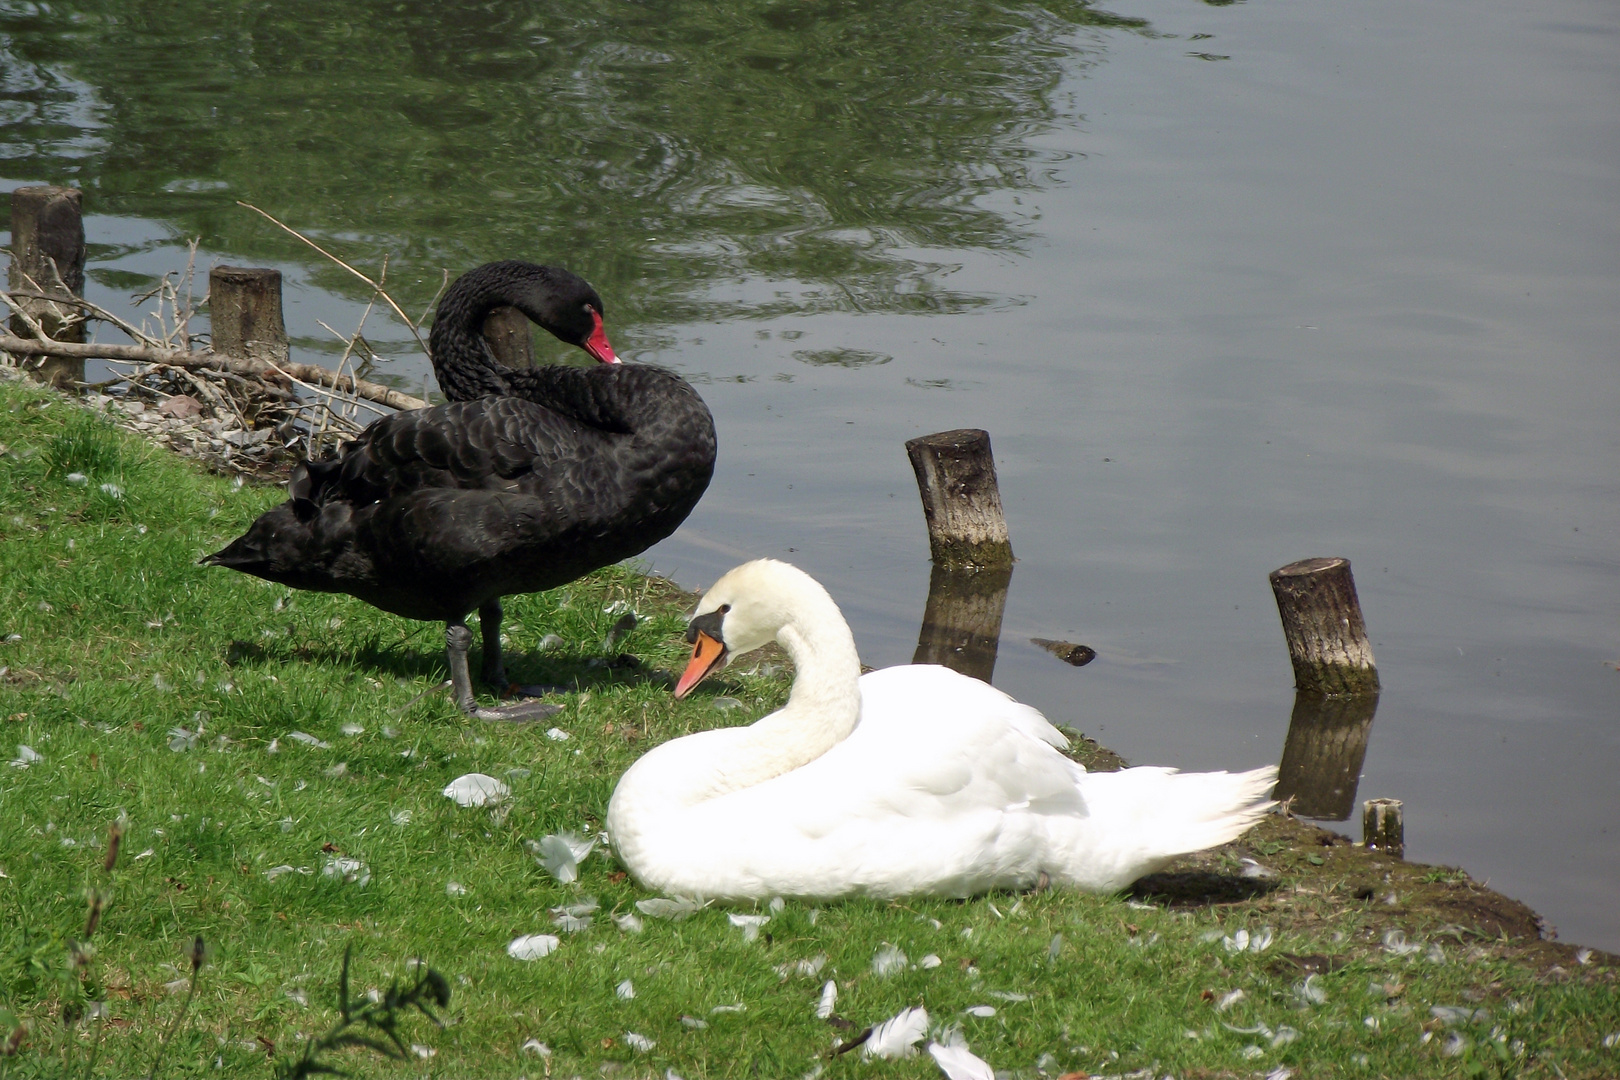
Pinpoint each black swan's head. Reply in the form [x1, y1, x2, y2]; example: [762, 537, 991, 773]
[432, 260, 619, 366]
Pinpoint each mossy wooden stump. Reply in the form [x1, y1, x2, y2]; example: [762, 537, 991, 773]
[8, 184, 86, 387]
[905, 428, 1013, 569]
[1269, 556, 1380, 695]
[209, 266, 289, 366]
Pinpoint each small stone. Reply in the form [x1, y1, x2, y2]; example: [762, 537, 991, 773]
[158, 395, 204, 419]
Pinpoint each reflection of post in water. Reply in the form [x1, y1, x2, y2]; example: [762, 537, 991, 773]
[1273, 690, 1379, 820]
[913, 563, 1013, 683]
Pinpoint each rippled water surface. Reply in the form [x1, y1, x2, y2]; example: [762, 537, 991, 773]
[4, 0, 1617, 949]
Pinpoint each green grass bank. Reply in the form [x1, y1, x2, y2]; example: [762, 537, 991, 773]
[1, 371, 1615, 1079]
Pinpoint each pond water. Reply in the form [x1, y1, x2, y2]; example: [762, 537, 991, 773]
[4, 0, 1616, 950]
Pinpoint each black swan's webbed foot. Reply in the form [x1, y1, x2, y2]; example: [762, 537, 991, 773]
[447, 621, 562, 723]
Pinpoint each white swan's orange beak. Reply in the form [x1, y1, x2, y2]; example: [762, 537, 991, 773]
[584, 308, 620, 364]
[674, 630, 727, 699]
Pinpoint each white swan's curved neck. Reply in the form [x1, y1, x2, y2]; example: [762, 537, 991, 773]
[711, 606, 862, 797]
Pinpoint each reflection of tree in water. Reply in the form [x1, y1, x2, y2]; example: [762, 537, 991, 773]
[0, 0, 1142, 321]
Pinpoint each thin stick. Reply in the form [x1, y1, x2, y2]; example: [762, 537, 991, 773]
[235, 202, 430, 359]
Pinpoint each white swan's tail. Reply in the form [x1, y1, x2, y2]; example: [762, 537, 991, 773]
[1058, 764, 1278, 891]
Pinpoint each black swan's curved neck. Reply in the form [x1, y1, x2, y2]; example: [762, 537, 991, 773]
[428, 260, 607, 402]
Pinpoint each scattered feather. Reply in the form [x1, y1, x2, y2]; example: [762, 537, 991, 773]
[263, 864, 309, 881]
[863, 1005, 929, 1059]
[711, 696, 745, 712]
[536, 832, 597, 883]
[340, 723, 364, 736]
[1240, 1044, 1266, 1059]
[709, 1003, 746, 1015]
[544, 727, 570, 741]
[777, 954, 827, 979]
[552, 912, 593, 932]
[167, 727, 200, 752]
[324, 762, 348, 779]
[1272, 1026, 1300, 1047]
[1215, 989, 1245, 1012]
[1222, 928, 1251, 952]
[986, 991, 1029, 1002]
[446, 881, 467, 896]
[729, 913, 771, 942]
[1431, 1005, 1490, 1025]
[321, 857, 369, 887]
[1382, 929, 1423, 956]
[918, 954, 942, 970]
[1250, 926, 1275, 952]
[1241, 857, 1278, 879]
[537, 633, 564, 651]
[680, 1015, 708, 1029]
[507, 934, 560, 960]
[285, 730, 330, 749]
[390, 809, 412, 826]
[442, 773, 509, 808]
[1575, 947, 1593, 966]
[963, 1005, 997, 1018]
[1425, 942, 1447, 963]
[1047, 934, 1064, 962]
[9, 745, 42, 769]
[521, 1038, 551, 1057]
[623, 1031, 655, 1052]
[928, 1041, 995, 1080]
[615, 912, 644, 934]
[1293, 974, 1328, 1006]
[1441, 1032, 1469, 1057]
[769, 896, 785, 913]
[871, 943, 908, 977]
[1266, 1069, 1293, 1080]
[636, 896, 703, 921]
[816, 980, 837, 1019]
[616, 979, 636, 1000]
[410, 1044, 435, 1059]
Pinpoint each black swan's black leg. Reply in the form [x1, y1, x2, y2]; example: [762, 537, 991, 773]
[479, 599, 507, 688]
[446, 621, 562, 723]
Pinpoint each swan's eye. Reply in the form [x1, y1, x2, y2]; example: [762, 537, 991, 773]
[718, 604, 731, 614]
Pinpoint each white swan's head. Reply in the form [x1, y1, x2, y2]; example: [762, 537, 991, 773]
[674, 559, 841, 698]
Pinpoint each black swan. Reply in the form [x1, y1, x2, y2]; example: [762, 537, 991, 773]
[204, 261, 717, 721]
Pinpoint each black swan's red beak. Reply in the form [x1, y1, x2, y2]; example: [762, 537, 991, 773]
[584, 308, 620, 364]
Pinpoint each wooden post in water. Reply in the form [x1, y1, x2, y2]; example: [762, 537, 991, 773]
[1362, 797, 1404, 858]
[8, 185, 87, 386]
[209, 266, 288, 365]
[905, 428, 1013, 569]
[481, 306, 535, 369]
[1268, 557, 1379, 695]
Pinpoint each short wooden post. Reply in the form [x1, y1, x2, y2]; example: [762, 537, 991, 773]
[1273, 691, 1379, 820]
[1362, 797, 1404, 858]
[913, 564, 1012, 683]
[8, 185, 87, 386]
[208, 266, 288, 365]
[905, 428, 1013, 568]
[1269, 557, 1379, 695]
[481, 305, 534, 369]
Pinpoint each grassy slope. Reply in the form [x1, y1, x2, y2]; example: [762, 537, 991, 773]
[0, 373, 1615, 1079]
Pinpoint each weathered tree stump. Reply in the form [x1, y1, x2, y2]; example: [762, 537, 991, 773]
[481, 305, 535, 369]
[1273, 690, 1379, 820]
[913, 564, 1012, 684]
[8, 185, 86, 386]
[1269, 557, 1379, 695]
[1362, 797, 1404, 858]
[905, 428, 1013, 568]
[209, 266, 288, 366]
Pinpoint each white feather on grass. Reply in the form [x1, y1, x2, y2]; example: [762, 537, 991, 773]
[506, 934, 560, 960]
[536, 832, 596, 883]
[442, 773, 508, 807]
[635, 895, 704, 920]
[728, 913, 770, 941]
[862, 1005, 928, 1059]
[815, 980, 837, 1019]
[871, 943, 907, 976]
[927, 1041, 995, 1080]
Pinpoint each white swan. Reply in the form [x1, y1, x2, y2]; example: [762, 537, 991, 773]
[606, 559, 1277, 900]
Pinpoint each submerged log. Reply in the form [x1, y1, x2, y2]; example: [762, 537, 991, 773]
[905, 428, 1013, 568]
[1269, 557, 1380, 695]
[7, 185, 86, 386]
[1273, 690, 1379, 820]
[913, 564, 1012, 684]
